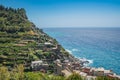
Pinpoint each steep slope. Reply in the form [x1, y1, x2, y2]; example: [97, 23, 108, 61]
[0, 5, 70, 70]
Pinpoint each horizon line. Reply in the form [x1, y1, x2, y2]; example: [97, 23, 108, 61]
[40, 26, 120, 28]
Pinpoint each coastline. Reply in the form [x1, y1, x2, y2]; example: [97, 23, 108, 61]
[52, 47, 120, 79]
[0, 4, 120, 80]
[43, 28, 120, 75]
[61, 48, 120, 79]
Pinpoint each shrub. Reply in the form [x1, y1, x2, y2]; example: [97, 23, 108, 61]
[66, 72, 83, 80]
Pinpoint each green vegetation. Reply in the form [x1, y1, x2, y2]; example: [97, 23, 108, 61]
[0, 65, 65, 80]
[0, 5, 119, 80]
[0, 65, 119, 80]
[0, 5, 69, 69]
[96, 76, 119, 80]
[25, 72, 65, 80]
[0, 5, 31, 33]
[66, 73, 83, 80]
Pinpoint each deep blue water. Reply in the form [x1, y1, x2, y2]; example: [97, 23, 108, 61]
[43, 28, 120, 74]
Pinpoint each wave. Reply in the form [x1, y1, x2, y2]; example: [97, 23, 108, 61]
[66, 48, 79, 54]
[87, 59, 93, 64]
[80, 58, 93, 67]
[65, 49, 93, 67]
[72, 48, 79, 52]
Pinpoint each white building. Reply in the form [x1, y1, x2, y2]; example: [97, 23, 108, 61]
[44, 42, 52, 45]
[31, 60, 49, 71]
[31, 60, 43, 69]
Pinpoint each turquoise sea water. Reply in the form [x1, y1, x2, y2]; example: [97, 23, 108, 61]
[43, 28, 120, 74]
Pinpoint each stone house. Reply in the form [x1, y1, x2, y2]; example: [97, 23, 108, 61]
[31, 60, 49, 72]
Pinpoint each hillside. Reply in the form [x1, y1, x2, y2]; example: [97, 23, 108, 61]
[0, 5, 120, 80]
[0, 5, 70, 71]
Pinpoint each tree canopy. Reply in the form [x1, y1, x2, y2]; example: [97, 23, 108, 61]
[0, 5, 32, 33]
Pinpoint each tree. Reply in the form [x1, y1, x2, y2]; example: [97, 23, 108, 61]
[0, 5, 5, 10]
[16, 64, 24, 80]
[0, 66, 10, 80]
[17, 8, 27, 19]
[49, 76, 65, 80]
[66, 73, 83, 80]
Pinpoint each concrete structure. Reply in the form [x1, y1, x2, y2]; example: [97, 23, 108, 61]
[55, 63, 63, 75]
[90, 67, 113, 76]
[82, 67, 91, 75]
[31, 60, 43, 69]
[71, 62, 81, 70]
[31, 60, 49, 72]
[44, 42, 51, 45]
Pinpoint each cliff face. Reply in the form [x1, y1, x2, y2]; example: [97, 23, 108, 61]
[0, 5, 70, 69]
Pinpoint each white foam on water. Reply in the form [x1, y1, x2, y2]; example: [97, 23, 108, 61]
[87, 59, 93, 64]
[65, 49, 93, 67]
[77, 57, 93, 66]
[72, 48, 79, 52]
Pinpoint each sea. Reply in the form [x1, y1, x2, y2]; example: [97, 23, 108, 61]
[43, 28, 120, 75]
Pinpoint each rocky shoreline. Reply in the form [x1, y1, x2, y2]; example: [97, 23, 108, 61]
[61, 51, 120, 79]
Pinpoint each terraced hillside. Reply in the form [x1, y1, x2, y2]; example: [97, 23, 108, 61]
[0, 5, 70, 70]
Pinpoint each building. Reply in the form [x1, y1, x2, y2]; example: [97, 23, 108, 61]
[55, 63, 63, 75]
[82, 67, 91, 75]
[90, 67, 113, 76]
[71, 62, 81, 70]
[52, 44, 61, 53]
[31, 60, 43, 69]
[31, 60, 49, 72]
[44, 42, 52, 45]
